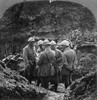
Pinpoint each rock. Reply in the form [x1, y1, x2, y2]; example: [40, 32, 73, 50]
[83, 90, 97, 100]
[67, 71, 97, 100]
[0, 65, 47, 99]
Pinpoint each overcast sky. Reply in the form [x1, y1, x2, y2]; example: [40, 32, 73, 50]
[0, 0, 97, 21]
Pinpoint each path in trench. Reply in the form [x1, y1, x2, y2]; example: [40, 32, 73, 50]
[31, 83, 66, 100]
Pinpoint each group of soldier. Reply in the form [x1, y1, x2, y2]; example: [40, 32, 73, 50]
[23, 36, 77, 91]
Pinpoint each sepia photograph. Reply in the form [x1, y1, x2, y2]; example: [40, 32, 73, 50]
[0, 0, 97, 100]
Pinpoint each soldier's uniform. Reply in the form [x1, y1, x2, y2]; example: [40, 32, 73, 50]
[23, 37, 36, 83]
[36, 40, 44, 86]
[60, 40, 77, 88]
[37, 39, 55, 89]
[50, 40, 63, 91]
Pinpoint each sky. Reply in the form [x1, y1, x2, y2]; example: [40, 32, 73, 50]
[0, 0, 97, 21]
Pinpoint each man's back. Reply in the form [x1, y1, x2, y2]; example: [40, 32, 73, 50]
[38, 49, 55, 65]
[37, 48, 55, 76]
[63, 47, 77, 68]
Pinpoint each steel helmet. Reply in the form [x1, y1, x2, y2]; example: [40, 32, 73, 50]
[43, 39, 51, 45]
[50, 40, 56, 45]
[38, 40, 43, 45]
[59, 40, 70, 46]
[28, 37, 35, 42]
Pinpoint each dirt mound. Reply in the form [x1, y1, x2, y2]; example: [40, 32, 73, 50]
[67, 71, 97, 100]
[0, 64, 46, 99]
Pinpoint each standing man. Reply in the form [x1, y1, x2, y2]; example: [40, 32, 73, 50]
[36, 39, 44, 86]
[37, 39, 55, 89]
[59, 40, 77, 88]
[50, 40, 63, 91]
[23, 37, 36, 83]
[51, 40, 63, 68]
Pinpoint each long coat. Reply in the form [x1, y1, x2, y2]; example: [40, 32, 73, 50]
[37, 49, 55, 76]
[23, 45, 36, 66]
[61, 47, 77, 75]
[23, 45, 36, 76]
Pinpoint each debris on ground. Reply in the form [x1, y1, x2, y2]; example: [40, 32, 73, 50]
[67, 71, 97, 100]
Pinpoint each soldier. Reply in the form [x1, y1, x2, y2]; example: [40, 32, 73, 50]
[51, 40, 63, 68]
[36, 39, 44, 86]
[50, 40, 63, 91]
[23, 37, 36, 83]
[37, 39, 55, 89]
[59, 40, 77, 88]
